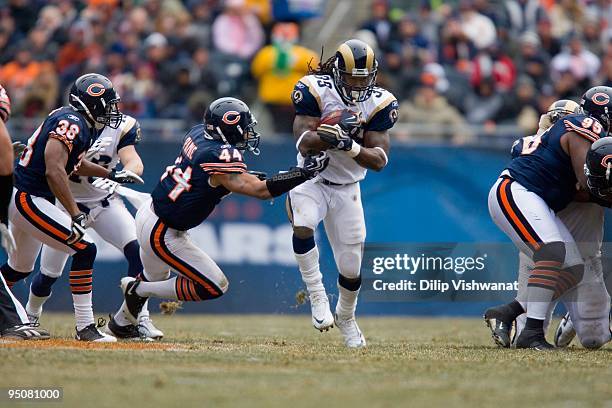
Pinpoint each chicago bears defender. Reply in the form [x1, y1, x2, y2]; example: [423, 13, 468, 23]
[486, 86, 612, 350]
[0, 73, 139, 342]
[288, 39, 399, 347]
[485, 99, 611, 350]
[23, 113, 163, 340]
[115, 97, 328, 326]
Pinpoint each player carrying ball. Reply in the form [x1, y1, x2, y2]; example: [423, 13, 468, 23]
[288, 39, 399, 347]
[113, 97, 328, 328]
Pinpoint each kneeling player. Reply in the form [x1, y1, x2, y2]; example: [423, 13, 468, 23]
[113, 97, 328, 328]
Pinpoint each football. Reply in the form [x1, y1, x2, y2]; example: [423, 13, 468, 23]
[319, 109, 351, 126]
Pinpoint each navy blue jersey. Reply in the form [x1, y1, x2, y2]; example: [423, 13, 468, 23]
[14, 107, 96, 198]
[506, 113, 603, 211]
[152, 125, 247, 230]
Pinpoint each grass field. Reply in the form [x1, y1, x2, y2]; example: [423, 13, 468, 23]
[1, 313, 611, 408]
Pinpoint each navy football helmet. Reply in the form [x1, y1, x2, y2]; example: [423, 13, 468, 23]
[580, 86, 612, 136]
[203, 97, 260, 154]
[333, 39, 378, 103]
[69, 73, 122, 129]
[585, 137, 612, 198]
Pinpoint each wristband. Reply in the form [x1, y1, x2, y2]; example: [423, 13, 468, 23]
[374, 146, 389, 166]
[346, 142, 361, 158]
[296, 130, 310, 151]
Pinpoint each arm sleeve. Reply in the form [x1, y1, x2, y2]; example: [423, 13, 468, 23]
[292, 81, 321, 117]
[199, 146, 248, 175]
[117, 120, 142, 151]
[48, 115, 85, 153]
[365, 99, 399, 132]
[563, 116, 602, 143]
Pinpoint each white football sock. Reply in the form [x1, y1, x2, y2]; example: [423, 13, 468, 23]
[72, 293, 94, 331]
[295, 247, 325, 295]
[336, 285, 359, 320]
[26, 291, 49, 318]
[136, 278, 178, 299]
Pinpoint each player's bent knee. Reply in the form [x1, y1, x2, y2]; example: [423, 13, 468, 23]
[40, 265, 63, 279]
[533, 241, 566, 264]
[293, 226, 314, 240]
[71, 242, 97, 270]
[579, 335, 609, 350]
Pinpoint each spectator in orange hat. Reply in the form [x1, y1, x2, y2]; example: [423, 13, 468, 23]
[252, 22, 318, 134]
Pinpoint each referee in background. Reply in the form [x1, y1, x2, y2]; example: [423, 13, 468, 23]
[0, 84, 49, 340]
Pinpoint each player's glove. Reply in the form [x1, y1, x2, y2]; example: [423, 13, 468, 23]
[248, 170, 268, 180]
[12, 141, 26, 157]
[92, 177, 120, 194]
[85, 136, 113, 160]
[337, 110, 362, 138]
[0, 223, 16, 254]
[0, 85, 11, 123]
[317, 124, 353, 151]
[67, 213, 89, 245]
[108, 169, 144, 184]
[301, 152, 329, 179]
[317, 124, 362, 158]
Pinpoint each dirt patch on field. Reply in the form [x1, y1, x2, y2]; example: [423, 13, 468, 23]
[0, 338, 188, 351]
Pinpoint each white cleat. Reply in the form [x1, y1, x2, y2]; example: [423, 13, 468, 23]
[309, 291, 334, 332]
[137, 316, 164, 340]
[554, 312, 576, 348]
[334, 314, 366, 348]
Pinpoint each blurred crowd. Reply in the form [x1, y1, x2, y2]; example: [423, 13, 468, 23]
[0, 0, 321, 130]
[371, 0, 612, 142]
[1, 0, 612, 142]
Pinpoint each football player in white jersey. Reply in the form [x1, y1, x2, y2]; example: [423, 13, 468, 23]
[485, 100, 611, 349]
[288, 39, 399, 347]
[24, 114, 164, 340]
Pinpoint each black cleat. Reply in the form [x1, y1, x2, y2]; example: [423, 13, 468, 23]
[1, 324, 50, 341]
[120, 277, 148, 323]
[483, 304, 519, 348]
[75, 322, 117, 342]
[515, 328, 555, 350]
[107, 315, 150, 341]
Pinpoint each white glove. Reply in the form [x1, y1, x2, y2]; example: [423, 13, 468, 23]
[85, 136, 113, 160]
[0, 223, 16, 254]
[67, 213, 90, 245]
[92, 177, 119, 195]
[108, 169, 144, 184]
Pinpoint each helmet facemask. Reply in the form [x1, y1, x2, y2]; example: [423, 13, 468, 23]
[333, 60, 377, 103]
[235, 114, 260, 155]
[97, 98, 123, 129]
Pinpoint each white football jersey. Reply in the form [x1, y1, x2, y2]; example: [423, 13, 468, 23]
[70, 115, 140, 204]
[293, 74, 398, 184]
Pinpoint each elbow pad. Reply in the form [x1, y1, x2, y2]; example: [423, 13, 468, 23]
[265, 168, 309, 198]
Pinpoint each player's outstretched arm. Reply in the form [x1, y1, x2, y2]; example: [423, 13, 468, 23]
[294, 115, 329, 156]
[354, 130, 390, 172]
[213, 172, 273, 200]
[212, 153, 329, 200]
[44, 138, 80, 217]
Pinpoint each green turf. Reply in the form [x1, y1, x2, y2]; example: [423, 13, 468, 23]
[0, 314, 610, 408]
